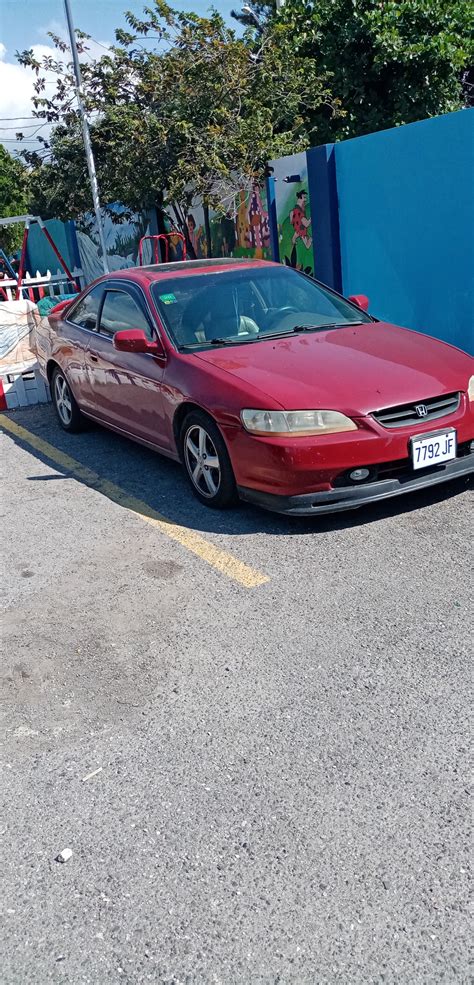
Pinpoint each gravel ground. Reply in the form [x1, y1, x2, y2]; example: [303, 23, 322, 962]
[1, 404, 472, 984]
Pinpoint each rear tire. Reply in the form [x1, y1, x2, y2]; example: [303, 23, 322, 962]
[51, 367, 84, 433]
[180, 410, 238, 509]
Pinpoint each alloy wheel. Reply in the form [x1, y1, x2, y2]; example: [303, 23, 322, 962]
[184, 424, 221, 498]
[54, 373, 73, 426]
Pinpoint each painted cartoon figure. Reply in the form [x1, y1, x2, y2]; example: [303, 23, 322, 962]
[246, 182, 270, 258]
[186, 214, 204, 258]
[221, 212, 236, 257]
[290, 190, 312, 250]
[186, 214, 198, 256]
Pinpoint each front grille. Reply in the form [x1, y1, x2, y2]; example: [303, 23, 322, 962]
[372, 392, 460, 429]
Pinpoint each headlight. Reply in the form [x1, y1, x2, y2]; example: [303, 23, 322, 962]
[468, 375, 474, 401]
[241, 408, 357, 436]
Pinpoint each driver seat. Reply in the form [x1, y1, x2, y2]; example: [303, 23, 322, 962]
[179, 291, 259, 345]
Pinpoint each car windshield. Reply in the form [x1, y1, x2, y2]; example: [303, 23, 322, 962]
[151, 264, 373, 350]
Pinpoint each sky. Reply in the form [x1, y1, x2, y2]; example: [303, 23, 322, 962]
[0, 0, 240, 151]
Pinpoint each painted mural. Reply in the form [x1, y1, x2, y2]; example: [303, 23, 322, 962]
[183, 182, 271, 261]
[23, 184, 272, 289]
[185, 212, 206, 258]
[76, 204, 154, 281]
[271, 151, 314, 275]
[213, 182, 271, 259]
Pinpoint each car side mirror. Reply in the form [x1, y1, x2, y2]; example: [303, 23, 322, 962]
[113, 328, 163, 355]
[348, 294, 369, 311]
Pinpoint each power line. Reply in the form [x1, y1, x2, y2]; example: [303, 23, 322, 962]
[86, 37, 111, 52]
[0, 123, 50, 131]
[0, 122, 51, 142]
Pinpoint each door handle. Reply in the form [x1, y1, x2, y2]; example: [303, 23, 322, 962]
[90, 354, 98, 362]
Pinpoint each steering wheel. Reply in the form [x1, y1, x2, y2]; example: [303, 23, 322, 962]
[264, 306, 299, 331]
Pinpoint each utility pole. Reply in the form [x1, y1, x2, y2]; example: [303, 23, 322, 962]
[63, 0, 109, 274]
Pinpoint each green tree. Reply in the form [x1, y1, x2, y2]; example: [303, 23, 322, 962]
[0, 147, 29, 254]
[278, 0, 474, 140]
[18, 2, 339, 247]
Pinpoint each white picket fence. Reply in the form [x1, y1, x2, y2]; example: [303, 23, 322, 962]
[1, 267, 83, 301]
[0, 268, 82, 410]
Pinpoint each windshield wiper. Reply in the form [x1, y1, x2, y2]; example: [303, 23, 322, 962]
[179, 333, 293, 349]
[178, 323, 363, 350]
[208, 334, 296, 344]
[209, 337, 245, 345]
[293, 321, 364, 332]
[178, 340, 223, 349]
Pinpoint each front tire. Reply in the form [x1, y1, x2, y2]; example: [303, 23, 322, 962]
[180, 410, 238, 509]
[51, 367, 84, 432]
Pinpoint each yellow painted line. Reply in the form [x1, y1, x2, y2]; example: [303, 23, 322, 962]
[0, 415, 269, 589]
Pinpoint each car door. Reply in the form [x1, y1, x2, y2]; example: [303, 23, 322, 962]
[84, 282, 169, 449]
[61, 284, 105, 409]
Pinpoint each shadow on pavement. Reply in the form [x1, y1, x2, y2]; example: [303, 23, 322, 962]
[4, 404, 472, 539]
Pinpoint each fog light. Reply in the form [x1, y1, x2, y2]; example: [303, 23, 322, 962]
[350, 468, 370, 482]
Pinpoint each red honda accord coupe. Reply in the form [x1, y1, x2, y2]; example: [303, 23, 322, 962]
[35, 258, 474, 515]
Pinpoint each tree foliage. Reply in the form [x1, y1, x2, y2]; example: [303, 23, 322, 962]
[264, 0, 473, 140]
[0, 147, 29, 254]
[16, 0, 472, 229]
[18, 2, 338, 227]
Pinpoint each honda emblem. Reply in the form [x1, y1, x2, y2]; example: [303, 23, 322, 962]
[415, 404, 428, 418]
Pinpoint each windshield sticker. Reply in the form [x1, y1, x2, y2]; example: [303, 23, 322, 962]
[159, 293, 177, 304]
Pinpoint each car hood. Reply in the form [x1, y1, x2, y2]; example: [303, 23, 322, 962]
[194, 322, 473, 415]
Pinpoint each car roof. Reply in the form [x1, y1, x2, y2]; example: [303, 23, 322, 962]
[96, 257, 279, 287]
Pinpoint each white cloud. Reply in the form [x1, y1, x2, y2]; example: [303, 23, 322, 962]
[0, 42, 42, 121]
[0, 43, 59, 151]
[0, 31, 110, 153]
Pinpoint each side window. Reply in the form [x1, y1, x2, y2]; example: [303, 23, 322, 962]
[99, 290, 152, 339]
[68, 285, 104, 330]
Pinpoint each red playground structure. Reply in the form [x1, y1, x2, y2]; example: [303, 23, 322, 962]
[138, 232, 187, 265]
[0, 215, 81, 300]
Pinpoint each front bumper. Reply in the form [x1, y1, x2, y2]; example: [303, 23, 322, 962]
[237, 452, 474, 515]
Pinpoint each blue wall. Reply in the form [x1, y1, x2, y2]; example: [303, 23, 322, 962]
[335, 110, 474, 354]
[25, 219, 78, 278]
[307, 144, 342, 291]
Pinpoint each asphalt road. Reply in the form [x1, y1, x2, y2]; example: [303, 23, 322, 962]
[1, 404, 472, 984]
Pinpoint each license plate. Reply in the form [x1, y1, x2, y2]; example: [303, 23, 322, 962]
[411, 429, 457, 470]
